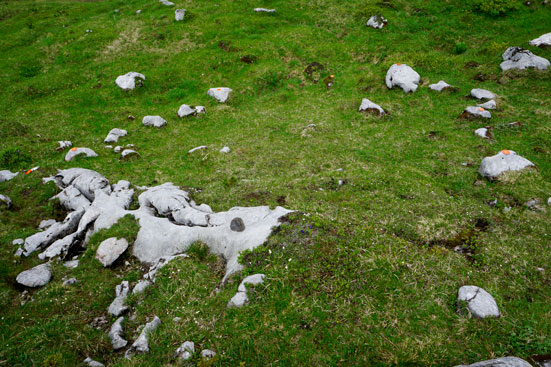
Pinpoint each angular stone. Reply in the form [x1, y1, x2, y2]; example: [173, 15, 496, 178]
[16, 263, 52, 288]
[54, 168, 111, 202]
[56, 141, 72, 151]
[63, 277, 77, 286]
[207, 87, 232, 103]
[132, 280, 151, 294]
[454, 356, 532, 367]
[500, 47, 550, 71]
[530, 32, 551, 48]
[177, 104, 205, 117]
[385, 64, 420, 93]
[238, 273, 265, 292]
[142, 116, 167, 128]
[108, 281, 130, 316]
[65, 148, 98, 162]
[474, 128, 491, 139]
[0, 170, 18, 182]
[366, 15, 387, 29]
[175, 341, 195, 361]
[120, 149, 139, 159]
[39, 232, 78, 260]
[12, 238, 24, 246]
[429, 80, 456, 92]
[175, 9, 186, 21]
[96, 237, 129, 267]
[160, 0, 174, 5]
[63, 259, 79, 268]
[201, 349, 216, 359]
[459, 106, 491, 119]
[479, 150, 535, 179]
[471, 88, 496, 100]
[358, 98, 385, 115]
[104, 128, 127, 144]
[115, 72, 145, 91]
[128, 316, 161, 354]
[457, 285, 500, 318]
[109, 317, 128, 350]
[477, 100, 497, 110]
[83, 357, 105, 367]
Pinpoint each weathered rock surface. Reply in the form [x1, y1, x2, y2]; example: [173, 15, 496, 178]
[177, 104, 205, 117]
[227, 291, 249, 308]
[366, 15, 387, 29]
[39, 219, 57, 230]
[385, 63, 420, 93]
[56, 141, 72, 151]
[132, 280, 151, 294]
[459, 106, 492, 119]
[83, 357, 105, 367]
[108, 281, 130, 316]
[220, 146, 230, 153]
[471, 88, 496, 100]
[12, 238, 24, 246]
[358, 98, 385, 115]
[477, 100, 497, 110]
[104, 128, 128, 144]
[457, 285, 500, 318]
[530, 32, 551, 48]
[16, 263, 52, 287]
[474, 128, 491, 139]
[109, 317, 128, 350]
[115, 72, 145, 91]
[65, 148, 98, 162]
[207, 87, 232, 103]
[479, 150, 535, 179]
[63, 259, 79, 268]
[0, 194, 12, 208]
[0, 170, 18, 182]
[429, 80, 456, 92]
[201, 349, 216, 359]
[63, 277, 77, 286]
[228, 273, 266, 308]
[142, 116, 167, 128]
[254, 8, 276, 12]
[175, 341, 195, 361]
[500, 47, 550, 71]
[120, 149, 139, 159]
[127, 316, 161, 355]
[175, 9, 186, 21]
[454, 356, 532, 367]
[96, 237, 129, 267]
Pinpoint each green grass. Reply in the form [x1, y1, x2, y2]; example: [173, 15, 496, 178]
[1, 0, 551, 366]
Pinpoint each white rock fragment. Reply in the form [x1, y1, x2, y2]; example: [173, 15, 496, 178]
[254, 8, 276, 13]
[474, 128, 491, 139]
[177, 104, 205, 117]
[65, 148, 98, 162]
[115, 72, 145, 91]
[201, 349, 216, 359]
[127, 316, 161, 355]
[459, 106, 491, 119]
[0, 170, 18, 182]
[477, 99, 497, 110]
[114, 146, 122, 153]
[366, 15, 387, 29]
[188, 145, 207, 154]
[457, 286, 499, 319]
[160, 0, 174, 5]
[175, 341, 195, 361]
[109, 317, 128, 350]
[0, 194, 12, 208]
[12, 239, 24, 246]
[471, 88, 495, 100]
[136, 10, 141, 14]
[227, 291, 249, 308]
[500, 47, 550, 71]
[142, 116, 167, 128]
[132, 280, 151, 294]
[385, 63, 420, 93]
[220, 146, 230, 153]
[108, 281, 130, 316]
[228, 274, 266, 308]
[16, 263, 52, 288]
[175, 9, 186, 21]
[120, 149, 139, 159]
[479, 150, 535, 179]
[548, 197, 551, 206]
[39, 219, 57, 230]
[429, 80, 455, 92]
[104, 128, 128, 144]
[38, 232, 78, 260]
[63, 277, 77, 286]
[144, 254, 189, 282]
[63, 259, 79, 268]
[358, 98, 385, 115]
[83, 357, 105, 367]
[530, 32, 551, 48]
[207, 87, 232, 103]
[453, 356, 532, 367]
[96, 237, 129, 267]
[56, 141, 72, 151]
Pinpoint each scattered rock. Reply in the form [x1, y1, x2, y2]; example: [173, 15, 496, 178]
[0, 170, 18, 182]
[188, 145, 207, 154]
[63, 277, 77, 286]
[132, 280, 151, 294]
[83, 357, 105, 367]
[39, 219, 57, 230]
[126, 316, 161, 356]
[479, 150, 535, 179]
[201, 349, 216, 359]
[500, 47, 550, 71]
[227, 291, 249, 308]
[366, 15, 387, 29]
[96, 237, 129, 267]
[142, 116, 167, 128]
[16, 263, 52, 288]
[12, 238, 24, 246]
[136, 10, 141, 14]
[120, 149, 139, 159]
[454, 356, 532, 367]
[160, 0, 174, 5]
[358, 98, 385, 115]
[385, 63, 420, 93]
[127, 115, 135, 120]
[525, 199, 540, 209]
[254, 8, 276, 12]
[175, 9, 186, 21]
[56, 141, 72, 151]
[529, 32, 551, 48]
[230, 217, 245, 232]
[109, 317, 128, 350]
[220, 146, 230, 153]
[104, 128, 128, 144]
[459, 106, 491, 119]
[65, 147, 98, 162]
[175, 341, 195, 361]
[108, 280, 130, 316]
[63, 259, 79, 268]
[474, 127, 492, 139]
[177, 104, 205, 117]
[115, 72, 145, 91]
[477, 100, 497, 110]
[470, 88, 495, 100]
[207, 87, 232, 103]
[548, 197, 551, 206]
[457, 285, 500, 318]
[238, 274, 266, 292]
[0, 194, 12, 209]
[429, 80, 457, 92]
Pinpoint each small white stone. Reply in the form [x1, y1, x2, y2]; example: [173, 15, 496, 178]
[0, 194, 12, 208]
[227, 291, 249, 308]
[96, 237, 129, 267]
[477, 100, 497, 110]
[457, 285, 500, 319]
[385, 64, 420, 93]
[220, 146, 230, 153]
[474, 128, 490, 139]
[429, 80, 454, 92]
[83, 357, 105, 367]
[39, 219, 57, 230]
[120, 149, 139, 159]
[104, 128, 128, 144]
[63, 277, 77, 286]
[160, 0, 174, 5]
[56, 141, 72, 151]
[358, 98, 385, 115]
[175, 341, 195, 361]
[529, 32, 551, 48]
[142, 116, 167, 128]
[366, 15, 387, 29]
[63, 260, 79, 268]
[471, 88, 496, 100]
[132, 280, 151, 294]
[201, 349, 216, 359]
[65, 148, 98, 162]
[175, 9, 186, 21]
[207, 87, 232, 103]
[188, 145, 207, 154]
[238, 274, 265, 292]
[0, 170, 18, 182]
[115, 72, 145, 91]
[16, 263, 51, 288]
[460, 106, 491, 119]
[254, 8, 276, 12]
[12, 239, 24, 246]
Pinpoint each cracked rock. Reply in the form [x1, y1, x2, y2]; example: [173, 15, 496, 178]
[459, 106, 491, 119]
[500, 47, 550, 71]
[479, 150, 535, 179]
[126, 316, 161, 356]
[65, 147, 98, 162]
[208, 87, 232, 103]
[96, 237, 129, 267]
[115, 72, 145, 91]
[0, 170, 18, 182]
[175, 341, 195, 361]
[385, 63, 420, 93]
[0, 194, 12, 209]
[104, 128, 128, 144]
[16, 263, 52, 288]
[530, 32, 551, 48]
[457, 285, 500, 318]
[108, 280, 130, 316]
[142, 116, 167, 128]
[109, 317, 128, 350]
[454, 356, 532, 367]
[366, 15, 387, 29]
[175, 8, 186, 21]
[358, 98, 385, 115]
[429, 80, 456, 92]
[470, 88, 496, 100]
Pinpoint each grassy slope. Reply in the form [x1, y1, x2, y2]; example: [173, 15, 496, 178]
[0, 0, 550, 365]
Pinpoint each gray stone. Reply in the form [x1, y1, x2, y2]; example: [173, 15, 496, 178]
[385, 63, 420, 93]
[16, 263, 52, 288]
[39, 232, 78, 260]
[132, 280, 151, 294]
[429, 80, 455, 92]
[530, 32, 551, 48]
[12, 238, 24, 246]
[454, 356, 532, 367]
[208, 87, 232, 103]
[201, 349, 216, 359]
[96, 237, 129, 267]
[525, 199, 539, 209]
[65, 147, 98, 162]
[83, 357, 105, 367]
[460, 106, 492, 119]
[108, 281, 130, 316]
[63, 277, 77, 286]
[500, 47, 550, 71]
[254, 8, 276, 12]
[120, 149, 139, 159]
[471, 88, 496, 100]
[479, 150, 535, 179]
[477, 100, 497, 110]
[0, 170, 18, 182]
[220, 146, 230, 153]
[177, 104, 205, 117]
[0, 194, 12, 209]
[230, 217, 245, 232]
[175, 341, 195, 361]
[238, 273, 265, 292]
[115, 72, 145, 91]
[63, 259, 79, 268]
[160, 0, 174, 5]
[109, 317, 128, 350]
[358, 98, 385, 115]
[128, 316, 161, 355]
[457, 285, 500, 319]
[175, 9, 186, 21]
[227, 291, 249, 308]
[366, 15, 387, 29]
[104, 128, 127, 144]
[56, 141, 72, 151]
[474, 128, 491, 139]
[53, 168, 111, 202]
[142, 116, 167, 128]
[188, 145, 207, 154]
[39, 219, 57, 230]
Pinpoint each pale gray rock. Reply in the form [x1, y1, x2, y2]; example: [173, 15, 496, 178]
[132, 280, 151, 294]
[175, 341, 195, 361]
[128, 316, 161, 355]
[83, 357, 105, 367]
[477, 100, 497, 110]
[254, 8, 276, 12]
[120, 149, 139, 159]
[142, 116, 167, 128]
[16, 263, 52, 288]
[54, 168, 111, 202]
[115, 72, 145, 91]
[104, 128, 128, 144]
[96, 237, 129, 267]
[459, 106, 491, 119]
[530, 32, 551, 47]
[358, 98, 385, 115]
[366, 15, 387, 29]
[238, 273, 265, 292]
[175, 9, 186, 21]
[385, 63, 420, 93]
[56, 141, 72, 151]
[63, 277, 77, 286]
[457, 285, 500, 318]
[65, 147, 98, 162]
[160, 0, 174, 5]
[63, 259, 79, 268]
[548, 197, 551, 206]
[14, 248, 24, 257]
[429, 80, 454, 92]
[207, 87, 232, 103]
[0, 170, 18, 182]
[144, 254, 189, 282]
[454, 356, 532, 367]
[479, 150, 535, 179]
[195, 106, 206, 114]
[108, 281, 130, 316]
[53, 186, 91, 211]
[136, 9, 141, 14]
[474, 128, 490, 139]
[177, 104, 205, 117]
[220, 146, 230, 153]
[173, 206, 209, 227]
[500, 47, 550, 71]
[188, 145, 207, 154]
[12, 238, 24, 246]
[0, 194, 12, 209]
[471, 88, 496, 100]
[38, 232, 78, 260]
[39, 219, 57, 230]
[109, 317, 128, 350]
[201, 349, 216, 359]
[227, 291, 249, 308]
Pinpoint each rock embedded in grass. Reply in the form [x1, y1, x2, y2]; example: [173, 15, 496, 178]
[175, 9, 186, 21]
[63, 259, 79, 268]
[479, 150, 535, 179]
[385, 63, 420, 93]
[0, 170, 18, 182]
[175, 341, 195, 361]
[220, 146, 230, 153]
[104, 128, 127, 143]
[62, 277, 77, 286]
[65, 147, 98, 162]
[56, 141, 72, 151]
[429, 80, 457, 92]
[474, 128, 491, 139]
[96, 237, 129, 267]
[227, 291, 249, 308]
[470, 88, 496, 100]
[0, 194, 12, 209]
[39, 219, 57, 230]
[201, 349, 216, 359]
[358, 98, 385, 115]
[530, 32, 551, 47]
[12, 238, 24, 246]
[453, 356, 532, 367]
[132, 280, 151, 294]
[459, 106, 491, 119]
[207, 87, 232, 103]
[109, 317, 128, 350]
[188, 145, 207, 154]
[457, 285, 500, 318]
[177, 104, 205, 117]
[160, 0, 174, 5]
[126, 316, 161, 356]
[108, 280, 130, 316]
[477, 100, 496, 110]
[142, 116, 167, 128]
[115, 72, 145, 91]
[83, 357, 105, 367]
[366, 15, 387, 29]
[254, 8, 276, 13]
[120, 149, 139, 159]
[238, 273, 265, 292]
[500, 47, 550, 71]
[16, 263, 51, 288]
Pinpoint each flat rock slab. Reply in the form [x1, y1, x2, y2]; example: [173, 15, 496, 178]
[471, 88, 496, 100]
[530, 32, 551, 48]
[500, 47, 550, 71]
[175, 9, 186, 21]
[12, 238, 24, 246]
[0, 170, 18, 182]
[477, 100, 496, 110]
[479, 150, 535, 179]
[104, 128, 127, 143]
[65, 148, 98, 162]
[358, 98, 385, 115]
[115, 72, 145, 91]
[142, 116, 167, 128]
[208, 87, 232, 103]
[96, 237, 129, 267]
[366, 15, 387, 29]
[385, 64, 420, 93]
[457, 285, 500, 318]
[429, 80, 457, 92]
[459, 106, 491, 119]
[454, 356, 532, 367]
[16, 263, 52, 287]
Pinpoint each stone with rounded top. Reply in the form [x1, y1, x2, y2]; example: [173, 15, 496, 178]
[358, 98, 385, 115]
[457, 285, 499, 319]
[479, 150, 535, 179]
[500, 47, 550, 71]
[530, 32, 551, 48]
[65, 148, 98, 162]
[208, 87, 232, 103]
[115, 72, 145, 91]
[142, 116, 167, 128]
[96, 237, 129, 267]
[16, 263, 51, 287]
[385, 64, 420, 93]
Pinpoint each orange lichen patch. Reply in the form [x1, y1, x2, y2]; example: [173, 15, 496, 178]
[71, 147, 77, 151]
[478, 107, 485, 112]
[502, 149, 511, 155]
[397, 63, 401, 65]
[217, 88, 221, 91]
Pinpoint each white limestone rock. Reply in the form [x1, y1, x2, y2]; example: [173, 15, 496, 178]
[83, 357, 105, 367]
[12, 238, 24, 246]
[132, 280, 151, 294]
[63, 259, 79, 269]
[39, 219, 57, 230]
[142, 116, 167, 128]
[238, 274, 266, 292]
[460, 106, 491, 119]
[0, 170, 18, 182]
[529, 32, 551, 48]
[479, 150, 535, 179]
[175, 341, 195, 361]
[65, 147, 98, 162]
[227, 291, 249, 308]
[188, 145, 207, 154]
[108, 281, 130, 316]
[477, 99, 497, 110]
[63, 277, 77, 286]
[201, 349, 216, 359]
[177, 104, 205, 117]
[220, 146, 230, 153]
[96, 237, 129, 267]
[429, 80, 455, 92]
[457, 285, 500, 319]
[104, 128, 128, 144]
[175, 9, 186, 21]
[385, 63, 420, 93]
[254, 8, 276, 13]
[0, 194, 12, 209]
[115, 72, 145, 91]
[56, 141, 72, 151]
[160, 0, 174, 5]
[127, 316, 161, 355]
[16, 263, 52, 288]
[109, 317, 128, 350]
[358, 98, 385, 115]
[471, 88, 495, 100]
[366, 15, 387, 29]
[454, 356, 532, 367]
[208, 87, 232, 103]
[38, 232, 78, 260]
[474, 128, 491, 139]
[500, 47, 550, 71]
[144, 254, 189, 282]
[120, 149, 139, 159]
